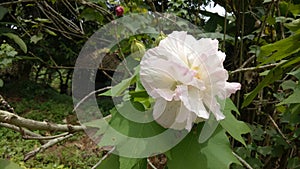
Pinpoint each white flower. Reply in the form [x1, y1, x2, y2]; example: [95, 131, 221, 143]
[140, 31, 241, 131]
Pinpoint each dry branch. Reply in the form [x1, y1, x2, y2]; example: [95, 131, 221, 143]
[24, 133, 74, 161]
[0, 110, 86, 132]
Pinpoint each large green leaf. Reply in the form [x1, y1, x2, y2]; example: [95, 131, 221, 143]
[258, 32, 300, 64]
[1, 33, 27, 53]
[167, 125, 241, 169]
[96, 154, 120, 169]
[220, 99, 251, 146]
[242, 65, 283, 107]
[119, 157, 147, 169]
[278, 77, 300, 105]
[243, 56, 300, 107]
[99, 76, 136, 97]
[106, 102, 165, 138]
[94, 101, 167, 159]
[0, 159, 22, 169]
[80, 8, 103, 23]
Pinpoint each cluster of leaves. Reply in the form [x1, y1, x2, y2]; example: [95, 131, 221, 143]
[1, 0, 300, 168]
[90, 0, 300, 168]
[83, 23, 251, 168]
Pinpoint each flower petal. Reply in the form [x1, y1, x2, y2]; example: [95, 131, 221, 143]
[225, 82, 241, 97]
[177, 85, 210, 119]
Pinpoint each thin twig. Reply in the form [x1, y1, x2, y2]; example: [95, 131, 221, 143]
[91, 146, 116, 169]
[43, 1, 81, 33]
[23, 132, 69, 140]
[73, 86, 112, 112]
[267, 113, 291, 144]
[256, 0, 275, 44]
[24, 133, 74, 161]
[232, 151, 253, 169]
[239, 55, 256, 69]
[230, 62, 282, 74]
[0, 0, 36, 6]
[0, 122, 47, 144]
[61, 0, 77, 19]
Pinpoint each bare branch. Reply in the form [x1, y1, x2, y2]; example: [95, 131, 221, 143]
[230, 62, 283, 74]
[23, 132, 70, 140]
[0, 122, 47, 143]
[267, 113, 291, 144]
[0, 110, 86, 132]
[73, 86, 112, 112]
[24, 133, 74, 161]
[0, 0, 36, 6]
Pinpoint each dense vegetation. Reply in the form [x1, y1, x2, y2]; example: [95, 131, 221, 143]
[0, 0, 300, 168]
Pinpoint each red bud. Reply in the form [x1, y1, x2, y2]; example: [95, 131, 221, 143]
[115, 6, 124, 16]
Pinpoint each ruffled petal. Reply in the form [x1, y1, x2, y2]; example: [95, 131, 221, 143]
[225, 82, 241, 97]
[155, 101, 187, 130]
[153, 98, 167, 120]
[177, 85, 210, 119]
[203, 96, 225, 121]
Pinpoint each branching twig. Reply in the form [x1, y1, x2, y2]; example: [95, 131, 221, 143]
[0, 122, 47, 144]
[230, 62, 283, 74]
[24, 133, 74, 161]
[0, 110, 86, 132]
[91, 146, 116, 169]
[73, 86, 112, 112]
[23, 132, 69, 140]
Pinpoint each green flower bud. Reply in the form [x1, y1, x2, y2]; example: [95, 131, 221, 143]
[155, 31, 167, 46]
[130, 39, 145, 61]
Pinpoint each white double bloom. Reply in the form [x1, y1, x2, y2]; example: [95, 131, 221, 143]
[140, 31, 241, 131]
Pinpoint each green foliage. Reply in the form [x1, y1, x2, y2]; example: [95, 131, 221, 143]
[258, 32, 300, 64]
[220, 99, 251, 146]
[1, 33, 27, 53]
[0, 43, 18, 68]
[167, 125, 241, 169]
[1, 0, 300, 168]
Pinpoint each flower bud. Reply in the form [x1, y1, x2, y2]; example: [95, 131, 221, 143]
[115, 5, 124, 17]
[130, 39, 145, 61]
[155, 31, 167, 46]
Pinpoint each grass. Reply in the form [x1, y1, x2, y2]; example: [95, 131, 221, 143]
[0, 80, 112, 169]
